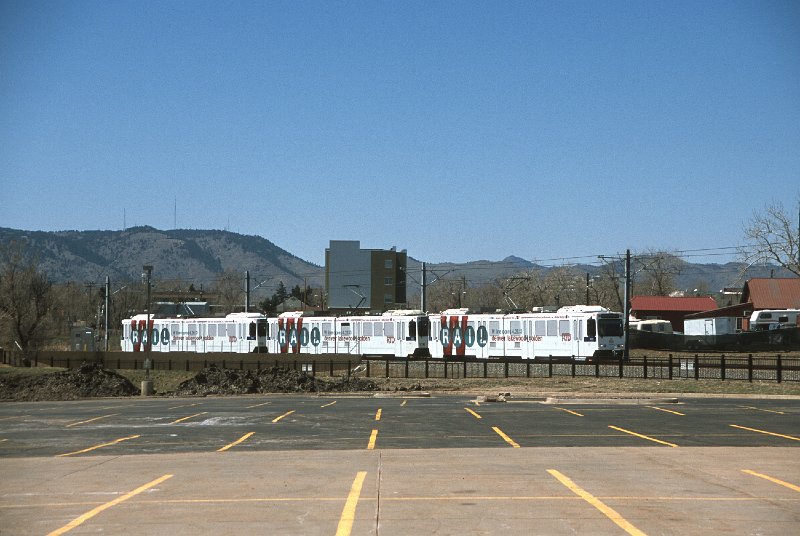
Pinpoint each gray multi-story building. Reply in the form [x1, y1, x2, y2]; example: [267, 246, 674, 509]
[325, 240, 407, 313]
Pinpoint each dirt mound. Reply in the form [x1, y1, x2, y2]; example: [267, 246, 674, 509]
[172, 364, 378, 396]
[0, 362, 139, 401]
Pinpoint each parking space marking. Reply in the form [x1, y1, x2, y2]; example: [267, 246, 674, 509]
[66, 414, 118, 428]
[375, 408, 382, 421]
[0, 415, 28, 421]
[57, 435, 141, 457]
[46, 474, 173, 536]
[730, 424, 800, 442]
[170, 412, 208, 424]
[335, 471, 367, 536]
[401, 400, 407, 407]
[217, 432, 255, 452]
[272, 410, 295, 423]
[492, 426, 520, 448]
[609, 426, 678, 447]
[167, 403, 201, 410]
[547, 469, 646, 536]
[554, 407, 584, 417]
[646, 406, 684, 416]
[321, 401, 337, 408]
[245, 401, 271, 409]
[367, 429, 378, 450]
[742, 469, 800, 493]
[464, 408, 482, 419]
[738, 405, 785, 415]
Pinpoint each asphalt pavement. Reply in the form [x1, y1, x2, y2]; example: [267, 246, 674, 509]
[1, 394, 798, 535]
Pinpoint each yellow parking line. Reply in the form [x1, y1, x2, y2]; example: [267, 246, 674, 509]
[400, 400, 407, 407]
[464, 408, 482, 419]
[66, 414, 118, 428]
[730, 424, 800, 442]
[335, 471, 367, 536]
[0, 415, 28, 421]
[554, 407, 584, 417]
[321, 401, 337, 408]
[272, 410, 295, 423]
[742, 470, 800, 492]
[46, 474, 173, 536]
[170, 412, 207, 424]
[492, 426, 520, 448]
[57, 435, 140, 457]
[739, 405, 785, 415]
[367, 429, 378, 450]
[217, 432, 255, 452]
[609, 426, 678, 447]
[647, 406, 684, 416]
[167, 403, 201, 410]
[547, 469, 646, 536]
[375, 409, 382, 421]
[245, 401, 271, 409]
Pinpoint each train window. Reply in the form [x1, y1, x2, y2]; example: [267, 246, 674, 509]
[227, 323, 235, 337]
[490, 321, 500, 336]
[559, 320, 570, 335]
[587, 318, 597, 338]
[249, 322, 256, 338]
[322, 322, 333, 337]
[384, 322, 394, 338]
[374, 321, 383, 336]
[409, 320, 416, 339]
[546, 320, 557, 337]
[209, 324, 217, 337]
[510, 320, 521, 335]
[363, 322, 373, 336]
[535, 320, 546, 336]
[257, 320, 268, 337]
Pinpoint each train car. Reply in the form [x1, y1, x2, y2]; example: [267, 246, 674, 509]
[429, 306, 624, 361]
[121, 312, 268, 353]
[265, 310, 430, 357]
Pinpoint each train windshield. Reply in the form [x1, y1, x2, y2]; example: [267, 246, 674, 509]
[417, 317, 430, 337]
[598, 318, 623, 337]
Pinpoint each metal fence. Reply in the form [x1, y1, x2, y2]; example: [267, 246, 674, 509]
[2, 349, 798, 383]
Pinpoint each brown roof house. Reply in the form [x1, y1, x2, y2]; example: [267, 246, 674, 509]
[741, 278, 800, 309]
[630, 296, 718, 333]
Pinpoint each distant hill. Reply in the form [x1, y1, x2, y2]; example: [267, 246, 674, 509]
[0, 227, 324, 301]
[1, 227, 790, 302]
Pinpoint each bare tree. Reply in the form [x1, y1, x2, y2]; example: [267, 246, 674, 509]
[0, 242, 53, 353]
[212, 269, 244, 314]
[634, 250, 684, 296]
[741, 199, 800, 277]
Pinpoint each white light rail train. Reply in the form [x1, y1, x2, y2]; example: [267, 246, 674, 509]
[122, 306, 624, 360]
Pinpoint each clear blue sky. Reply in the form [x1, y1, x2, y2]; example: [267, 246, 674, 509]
[1, 0, 798, 266]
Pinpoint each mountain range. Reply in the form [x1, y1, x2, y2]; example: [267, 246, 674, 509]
[0, 227, 789, 302]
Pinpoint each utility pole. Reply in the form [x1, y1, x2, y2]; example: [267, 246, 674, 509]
[585, 272, 590, 305]
[142, 265, 153, 357]
[421, 262, 427, 312]
[623, 250, 631, 360]
[245, 270, 250, 312]
[104, 276, 110, 351]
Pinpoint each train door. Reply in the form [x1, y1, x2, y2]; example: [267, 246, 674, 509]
[573, 318, 582, 358]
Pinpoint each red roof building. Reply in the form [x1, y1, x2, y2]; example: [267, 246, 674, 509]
[630, 296, 718, 332]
